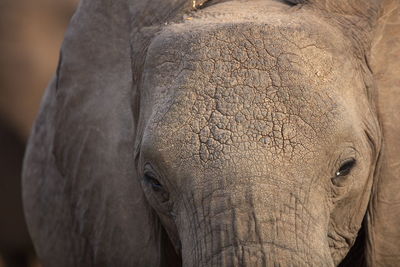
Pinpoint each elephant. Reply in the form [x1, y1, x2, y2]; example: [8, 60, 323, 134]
[22, 0, 400, 266]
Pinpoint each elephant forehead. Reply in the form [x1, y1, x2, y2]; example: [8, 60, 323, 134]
[141, 20, 343, 168]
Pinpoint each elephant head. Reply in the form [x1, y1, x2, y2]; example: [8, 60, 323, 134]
[22, 0, 400, 266]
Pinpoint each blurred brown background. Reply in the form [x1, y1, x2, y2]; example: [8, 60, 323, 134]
[0, 0, 79, 266]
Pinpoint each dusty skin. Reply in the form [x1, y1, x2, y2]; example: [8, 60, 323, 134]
[23, 0, 400, 266]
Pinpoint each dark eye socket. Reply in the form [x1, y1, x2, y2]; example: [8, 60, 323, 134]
[335, 158, 356, 177]
[143, 172, 170, 205]
[144, 174, 163, 192]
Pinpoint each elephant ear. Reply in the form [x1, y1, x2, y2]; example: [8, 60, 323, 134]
[22, 0, 206, 266]
[367, 1, 400, 265]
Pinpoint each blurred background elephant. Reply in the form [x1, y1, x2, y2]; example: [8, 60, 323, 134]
[0, 0, 78, 266]
[23, 0, 400, 266]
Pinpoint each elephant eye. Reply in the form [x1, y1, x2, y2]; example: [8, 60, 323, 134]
[144, 174, 163, 192]
[143, 172, 170, 204]
[332, 158, 356, 187]
[335, 158, 356, 177]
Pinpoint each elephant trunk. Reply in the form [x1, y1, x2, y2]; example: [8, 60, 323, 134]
[178, 182, 334, 267]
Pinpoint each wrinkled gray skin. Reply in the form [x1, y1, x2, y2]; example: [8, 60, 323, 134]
[22, 0, 400, 266]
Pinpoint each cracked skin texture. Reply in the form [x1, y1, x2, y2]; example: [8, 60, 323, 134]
[139, 4, 375, 266]
[143, 20, 341, 167]
[141, 7, 362, 172]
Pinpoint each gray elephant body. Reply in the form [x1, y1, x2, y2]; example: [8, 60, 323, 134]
[23, 0, 400, 266]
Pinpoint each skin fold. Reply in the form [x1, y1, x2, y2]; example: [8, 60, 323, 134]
[22, 0, 400, 266]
